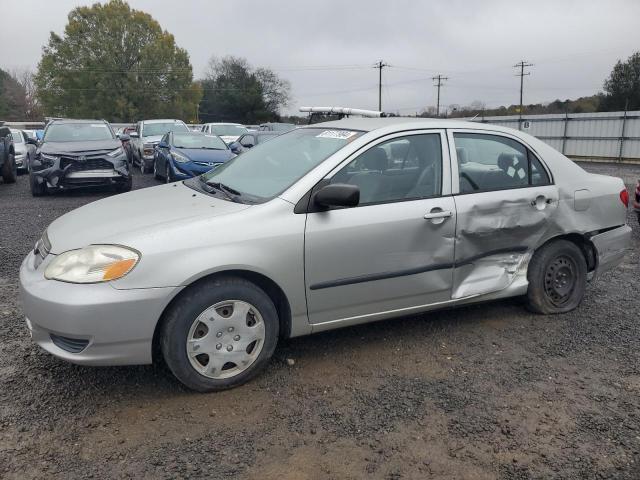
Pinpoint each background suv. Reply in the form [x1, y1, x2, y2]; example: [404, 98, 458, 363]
[130, 119, 190, 173]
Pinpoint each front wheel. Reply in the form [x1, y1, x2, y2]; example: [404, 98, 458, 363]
[526, 240, 587, 314]
[160, 277, 279, 392]
[29, 173, 47, 196]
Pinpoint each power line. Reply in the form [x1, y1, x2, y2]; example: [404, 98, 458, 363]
[374, 60, 389, 111]
[514, 60, 533, 125]
[431, 74, 448, 117]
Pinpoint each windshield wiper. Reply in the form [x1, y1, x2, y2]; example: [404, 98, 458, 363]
[207, 181, 242, 197]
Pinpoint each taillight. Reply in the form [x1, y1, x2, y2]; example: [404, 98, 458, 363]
[620, 189, 629, 208]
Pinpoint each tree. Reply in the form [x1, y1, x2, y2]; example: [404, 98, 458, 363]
[0, 68, 28, 121]
[10, 69, 42, 120]
[602, 52, 640, 111]
[34, 0, 201, 122]
[199, 56, 290, 123]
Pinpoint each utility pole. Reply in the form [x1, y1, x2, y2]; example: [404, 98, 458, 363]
[374, 60, 388, 111]
[431, 74, 448, 117]
[514, 60, 533, 129]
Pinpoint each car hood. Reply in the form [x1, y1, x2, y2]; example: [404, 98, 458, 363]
[40, 139, 121, 154]
[219, 135, 240, 144]
[141, 135, 163, 144]
[46, 182, 251, 254]
[176, 148, 234, 163]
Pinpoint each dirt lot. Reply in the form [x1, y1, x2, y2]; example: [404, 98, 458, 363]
[1, 163, 639, 479]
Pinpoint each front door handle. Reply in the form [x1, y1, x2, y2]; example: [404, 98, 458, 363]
[424, 209, 453, 224]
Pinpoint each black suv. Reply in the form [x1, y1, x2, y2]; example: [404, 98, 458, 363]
[0, 126, 17, 184]
[29, 119, 132, 196]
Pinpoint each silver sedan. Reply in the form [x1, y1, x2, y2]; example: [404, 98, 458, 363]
[20, 118, 631, 391]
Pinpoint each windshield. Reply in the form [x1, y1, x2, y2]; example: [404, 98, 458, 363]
[197, 128, 363, 200]
[143, 122, 189, 137]
[173, 133, 227, 150]
[44, 123, 114, 142]
[10, 130, 23, 143]
[210, 125, 248, 136]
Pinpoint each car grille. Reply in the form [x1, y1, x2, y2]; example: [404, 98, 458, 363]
[60, 157, 114, 171]
[50, 334, 89, 353]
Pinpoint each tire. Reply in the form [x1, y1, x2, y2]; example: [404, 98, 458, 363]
[160, 276, 279, 392]
[29, 173, 47, 197]
[115, 176, 132, 193]
[526, 240, 587, 314]
[1, 152, 17, 183]
[140, 157, 147, 174]
[165, 163, 172, 183]
[153, 158, 161, 180]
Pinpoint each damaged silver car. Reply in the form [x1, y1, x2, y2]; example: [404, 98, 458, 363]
[20, 117, 631, 391]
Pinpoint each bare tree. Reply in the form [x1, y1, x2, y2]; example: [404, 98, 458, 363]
[11, 68, 42, 120]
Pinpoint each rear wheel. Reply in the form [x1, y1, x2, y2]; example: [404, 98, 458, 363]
[1, 152, 17, 183]
[526, 240, 587, 314]
[160, 276, 279, 392]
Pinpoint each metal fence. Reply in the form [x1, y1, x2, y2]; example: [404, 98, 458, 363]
[462, 110, 640, 163]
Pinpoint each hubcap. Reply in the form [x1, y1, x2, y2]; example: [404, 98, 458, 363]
[186, 300, 265, 379]
[543, 255, 576, 306]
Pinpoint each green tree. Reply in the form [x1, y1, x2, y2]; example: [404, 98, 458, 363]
[35, 0, 201, 122]
[602, 52, 640, 111]
[199, 56, 290, 123]
[0, 68, 28, 121]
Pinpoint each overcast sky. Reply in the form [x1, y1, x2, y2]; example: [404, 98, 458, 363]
[1, 0, 639, 115]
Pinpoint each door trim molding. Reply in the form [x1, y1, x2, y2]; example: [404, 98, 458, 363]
[309, 246, 528, 290]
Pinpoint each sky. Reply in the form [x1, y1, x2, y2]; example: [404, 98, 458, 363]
[1, 0, 639, 116]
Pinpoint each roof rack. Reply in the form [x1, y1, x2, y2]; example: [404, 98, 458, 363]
[300, 106, 386, 119]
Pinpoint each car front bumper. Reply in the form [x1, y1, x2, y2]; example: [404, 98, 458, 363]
[31, 155, 130, 190]
[19, 251, 181, 366]
[171, 161, 220, 178]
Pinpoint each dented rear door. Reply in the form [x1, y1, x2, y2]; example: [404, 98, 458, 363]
[448, 129, 559, 299]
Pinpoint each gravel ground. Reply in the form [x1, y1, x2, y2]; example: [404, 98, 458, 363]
[0, 163, 639, 479]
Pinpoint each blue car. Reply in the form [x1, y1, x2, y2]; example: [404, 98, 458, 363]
[153, 131, 235, 182]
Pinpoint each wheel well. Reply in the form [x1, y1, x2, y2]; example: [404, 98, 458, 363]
[151, 270, 292, 364]
[539, 233, 596, 271]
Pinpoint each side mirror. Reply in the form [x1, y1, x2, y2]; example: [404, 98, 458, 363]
[119, 134, 130, 142]
[228, 141, 242, 154]
[129, 132, 139, 138]
[314, 183, 360, 208]
[26, 137, 38, 146]
[158, 141, 169, 149]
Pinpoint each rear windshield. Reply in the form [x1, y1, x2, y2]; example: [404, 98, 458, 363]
[143, 122, 189, 137]
[44, 123, 114, 142]
[173, 133, 227, 150]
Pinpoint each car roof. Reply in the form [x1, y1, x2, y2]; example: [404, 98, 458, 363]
[299, 117, 518, 134]
[204, 122, 244, 126]
[142, 119, 185, 124]
[49, 119, 107, 125]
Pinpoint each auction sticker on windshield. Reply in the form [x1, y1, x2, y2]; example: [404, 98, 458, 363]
[316, 130, 359, 140]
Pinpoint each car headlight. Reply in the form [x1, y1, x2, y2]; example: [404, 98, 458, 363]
[107, 147, 124, 157]
[171, 151, 190, 163]
[44, 245, 140, 283]
[39, 153, 58, 165]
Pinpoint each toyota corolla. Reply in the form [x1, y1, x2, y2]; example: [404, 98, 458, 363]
[20, 116, 631, 392]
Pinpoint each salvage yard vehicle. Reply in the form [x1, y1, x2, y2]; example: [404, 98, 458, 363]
[20, 113, 631, 392]
[153, 131, 235, 182]
[131, 119, 190, 173]
[200, 123, 248, 144]
[0, 126, 17, 183]
[28, 119, 132, 196]
[11, 129, 36, 173]
[634, 178, 640, 225]
[228, 131, 280, 154]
